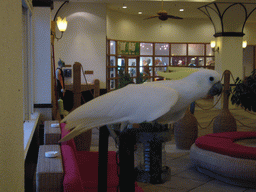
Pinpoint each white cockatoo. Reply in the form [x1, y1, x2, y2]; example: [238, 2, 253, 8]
[59, 69, 222, 142]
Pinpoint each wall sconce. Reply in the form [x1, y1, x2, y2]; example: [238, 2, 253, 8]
[242, 40, 247, 48]
[52, 1, 69, 41]
[55, 17, 68, 40]
[211, 40, 219, 52]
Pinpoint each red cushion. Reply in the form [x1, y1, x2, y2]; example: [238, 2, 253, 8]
[75, 151, 119, 189]
[195, 132, 256, 160]
[60, 123, 144, 192]
[60, 123, 77, 152]
[61, 145, 84, 192]
[204, 131, 256, 141]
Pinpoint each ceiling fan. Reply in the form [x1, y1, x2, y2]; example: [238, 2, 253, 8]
[144, 0, 183, 21]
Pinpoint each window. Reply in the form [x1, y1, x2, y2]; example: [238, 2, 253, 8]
[140, 43, 153, 55]
[155, 43, 169, 56]
[22, 3, 33, 120]
[107, 40, 214, 91]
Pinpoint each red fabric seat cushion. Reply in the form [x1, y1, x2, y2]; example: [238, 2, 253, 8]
[60, 123, 77, 151]
[60, 123, 144, 192]
[195, 132, 256, 160]
[203, 131, 256, 141]
[75, 151, 119, 189]
[61, 145, 84, 192]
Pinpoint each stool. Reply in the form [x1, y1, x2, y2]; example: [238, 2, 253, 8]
[36, 145, 63, 192]
[44, 120, 61, 144]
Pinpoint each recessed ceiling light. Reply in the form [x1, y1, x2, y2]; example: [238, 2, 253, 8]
[122, 4, 127, 9]
[138, 12, 142, 14]
[179, 9, 184, 12]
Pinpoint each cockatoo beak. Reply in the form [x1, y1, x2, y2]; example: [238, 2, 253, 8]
[208, 81, 222, 96]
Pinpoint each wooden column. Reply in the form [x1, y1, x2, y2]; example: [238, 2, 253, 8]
[94, 79, 100, 98]
[51, 20, 61, 120]
[73, 62, 82, 109]
[73, 62, 92, 151]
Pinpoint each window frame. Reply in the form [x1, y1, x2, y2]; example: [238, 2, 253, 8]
[106, 40, 215, 92]
[22, 1, 33, 121]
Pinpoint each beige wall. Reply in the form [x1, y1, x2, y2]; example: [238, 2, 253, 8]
[107, 9, 215, 43]
[107, 9, 256, 45]
[244, 22, 256, 45]
[51, 6, 256, 90]
[0, 0, 24, 191]
[53, 2, 107, 88]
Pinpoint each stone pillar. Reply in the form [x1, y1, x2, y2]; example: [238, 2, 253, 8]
[198, 2, 256, 109]
[214, 36, 244, 81]
[214, 36, 244, 109]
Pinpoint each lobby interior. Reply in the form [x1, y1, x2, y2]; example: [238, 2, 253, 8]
[3, 0, 256, 191]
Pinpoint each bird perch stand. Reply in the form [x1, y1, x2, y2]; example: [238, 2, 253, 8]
[134, 123, 171, 184]
[213, 70, 237, 133]
[173, 108, 198, 150]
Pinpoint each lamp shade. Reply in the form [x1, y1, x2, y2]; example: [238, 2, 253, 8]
[56, 17, 67, 32]
[242, 40, 247, 48]
[210, 40, 216, 48]
[198, 3, 256, 37]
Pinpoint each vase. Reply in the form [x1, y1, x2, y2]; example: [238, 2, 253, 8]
[174, 108, 198, 150]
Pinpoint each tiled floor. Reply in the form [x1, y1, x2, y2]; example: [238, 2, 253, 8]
[91, 98, 256, 192]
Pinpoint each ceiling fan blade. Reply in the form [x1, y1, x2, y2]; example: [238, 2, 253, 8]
[167, 15, 183, 19]
[144, 15, 159, 20]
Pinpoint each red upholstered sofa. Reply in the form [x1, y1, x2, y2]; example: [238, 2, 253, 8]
[60, 123, 144, 192]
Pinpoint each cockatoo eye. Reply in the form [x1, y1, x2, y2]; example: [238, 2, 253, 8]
[209, 76, 214, 82]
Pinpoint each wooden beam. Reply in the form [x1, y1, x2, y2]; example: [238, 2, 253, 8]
[84, 70, 93, 74]
[73, 62, 82, 110]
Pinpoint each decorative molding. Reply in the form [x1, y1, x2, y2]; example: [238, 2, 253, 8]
[32, 0, 53, 8]
[214, 32, 245, 37]
[34, 103, 53, 108]
[198, 2, 256, 37]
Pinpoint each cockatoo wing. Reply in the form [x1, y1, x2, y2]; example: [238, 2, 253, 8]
[59, 84, 179, 142]
[157, 67, 199, 80]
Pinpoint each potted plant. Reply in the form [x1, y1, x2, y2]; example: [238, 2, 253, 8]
[117, 68, 148, 89]
[231, 69, 256, 112]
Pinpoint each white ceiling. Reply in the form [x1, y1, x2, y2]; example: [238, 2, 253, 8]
[67, 0, 256, 21]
